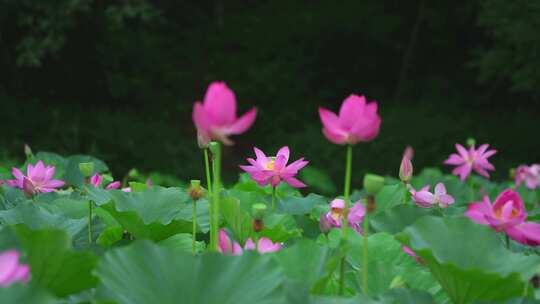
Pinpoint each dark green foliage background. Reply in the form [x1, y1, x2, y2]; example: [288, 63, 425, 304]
[0, 0, 539, 186]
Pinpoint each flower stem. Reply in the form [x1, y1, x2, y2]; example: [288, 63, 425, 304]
[88, 200, 93, 245]
[505, 234, 510, 249]
[362, 209, 370, 295]
[339, 144, 353, 295]
[210, 142, 222, 251]
[344, 145, 353, 209]
[338, 256, 346, 295]
[402, 182, 409, 205]
[467, 177, 475, 203]
[204, 148, 212, 193]
[192, 199, 197, 255]
[271, 186, 277, 211]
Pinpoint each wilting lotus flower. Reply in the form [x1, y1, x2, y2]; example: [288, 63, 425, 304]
[399, 146, 414, 183]
[90, 174, 121, 190]
[444, 143, 497, 181]
[318, 94, 381, 145]
[321, 198, 366, 234]
[465, 189, 540, 246]
[515, 164, 540, 189]
[192, 81, 257, 146]
[0, 250, 30, 287]
[409, 183, 455, 208]
[240, 146, 309, 188]
[11, 161, 65, 195]
[244, 237, 282, 253]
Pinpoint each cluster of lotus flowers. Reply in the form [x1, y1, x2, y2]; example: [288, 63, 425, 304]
[1, 80, 540, 286]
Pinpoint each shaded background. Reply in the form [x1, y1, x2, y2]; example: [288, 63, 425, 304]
[1, 0, 539, 189]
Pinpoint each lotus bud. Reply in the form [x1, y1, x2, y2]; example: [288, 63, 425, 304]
[79, 162, 94, 177]
[399, 155, 413, 183]
[188, 179, 204, 201]
[24, 144, 33, 158]
[363, 174, 385, 196]
[128, 168, 139, 178]
[22, 177, 36, 197]
[466, 137, 476, 147]
[319, 213, 331, 233]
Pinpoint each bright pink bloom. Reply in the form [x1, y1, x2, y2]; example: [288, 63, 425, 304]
[399, 146, 414, 183]
[444, 143, 497, 181]
[515, 164, 540, 189]
[11, 161, 65, 195]
[218, 230, 281, 255]
[192, 81, 257, 146]
[0, 250, 30, 287]
[89, 174, 121, 190]
[402, 246, 424, 264]
[318, 94, 381, 145]
[322, 199, 366, 234]
[218, 230, 243, 255]
[409, 183, 455, 208]
[240, 146, 309, 188]
[244, 238, 282, 254]
[465, 189, 540, 246]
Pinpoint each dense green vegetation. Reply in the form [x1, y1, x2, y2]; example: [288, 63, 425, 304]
[1, 0, 539, 185]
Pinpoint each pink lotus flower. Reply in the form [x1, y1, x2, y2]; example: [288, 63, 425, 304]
[465, 189, 540, 246]
[218, 230, 243, 256]
[218, 229, 281, 255]
[402, 246, 424, 264]
[321, 199, 366, 234]
[192, 82, 257, 146]
[90, 174, 121, 190]
[318, 94, 381, 145]
[399, 146, 414, 183]
[515, 164, 540, 189]
[240, 146, 309, 188]
[409, 183, 455, 208]
[244, 237, 282, 253]
[11, 161, 65, 196]
[0, 250, 30, 287]
[444, 143, 497, 181]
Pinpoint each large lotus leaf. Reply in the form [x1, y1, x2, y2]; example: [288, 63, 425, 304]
[396, 216, 540, 304]
[11, 225, 99, 297]
[224, 188, 266, 212]
[63, 155, 109, 187]
[39, 197, 90, 219]
[158, 233, 206, 253]
[177, 198, 211, 233]
[0, 202, 87, 238]
[370, 204, 437, 234]
[99, 187, 195, 241]
[83, 186, 114, 206]
[374, 183, 407, 214]
[278, 193, 327, 215]
[274, 239, 332, 288]
[0, 284, 59, 304]
[221, 196, 253, 244]
[95, 240, 286, 304]
[308, 288, 435, 304]
[259, 213, 302, 242]
[0, 184, 28, 208]
[347, 232, 441, 297]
